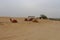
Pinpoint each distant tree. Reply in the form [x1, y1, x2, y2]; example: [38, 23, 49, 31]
[39, 14, 48, 19]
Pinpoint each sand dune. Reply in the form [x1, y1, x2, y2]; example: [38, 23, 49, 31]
[0, 17, 60, 40]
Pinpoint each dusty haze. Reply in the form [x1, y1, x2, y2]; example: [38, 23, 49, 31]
[0, 0, 60, 18]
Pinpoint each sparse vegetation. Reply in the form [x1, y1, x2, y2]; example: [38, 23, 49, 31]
[49, 18, 60, 21]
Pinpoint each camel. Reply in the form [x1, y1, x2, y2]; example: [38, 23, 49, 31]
[24, 18, 38, 23]
[24, 18, 28, 21]
[28, 18, 34, 21]
[32, 19, 38, 23]
[10, 18, 18, 23]
[24, 18, 34, 21]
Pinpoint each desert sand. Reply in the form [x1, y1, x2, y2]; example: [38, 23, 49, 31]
[0, 17, 60, 40]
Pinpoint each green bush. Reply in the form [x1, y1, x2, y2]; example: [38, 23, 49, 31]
[40, 14, 48, 19]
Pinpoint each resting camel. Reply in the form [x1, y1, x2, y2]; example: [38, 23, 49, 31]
[24, 18, 28, 21]
[24, 18, 34, 21]
[32, 19, 38, 23]
[10, 18, 18, 23]
[24, 18, 38, 23]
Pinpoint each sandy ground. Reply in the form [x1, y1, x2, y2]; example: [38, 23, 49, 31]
[0, 17, 60, 40]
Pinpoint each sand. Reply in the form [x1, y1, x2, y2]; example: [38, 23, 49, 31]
[0, 17, 60, 40]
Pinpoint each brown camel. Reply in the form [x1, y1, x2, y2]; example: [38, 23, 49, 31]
[33, 19, 38, 23]
[10, 18, 18, 23]
[24, 18, 34, 21]
[24, 18, 28, 21]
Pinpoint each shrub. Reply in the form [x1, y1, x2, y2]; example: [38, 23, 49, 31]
[40, 14, 48, 19]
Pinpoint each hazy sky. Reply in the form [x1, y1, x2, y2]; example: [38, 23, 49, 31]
[0, 0, 60, 18]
